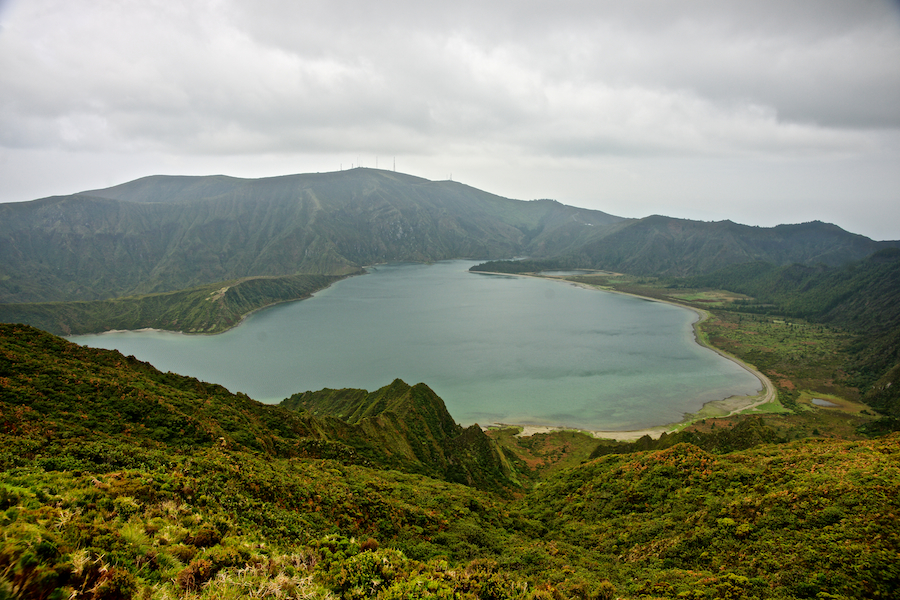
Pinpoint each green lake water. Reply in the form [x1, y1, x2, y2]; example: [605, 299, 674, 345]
[71, 260, 761, 430]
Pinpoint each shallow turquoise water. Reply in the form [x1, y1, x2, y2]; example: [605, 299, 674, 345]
[71, 261, 760, 430]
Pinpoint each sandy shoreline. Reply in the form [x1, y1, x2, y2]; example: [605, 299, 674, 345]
[476, 270, 777, 441]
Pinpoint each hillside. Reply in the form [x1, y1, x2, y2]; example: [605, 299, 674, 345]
[2, 323, 899, 599]
[0, 273, 350, 336]
[282, 382, 521, 490]
[474, 217, 894, 277]
[2, 169, 893, 310]
[518, 437, 900, 598]
[687, 248, 900, 334]
[578, 217, 893, 275]
[0, 323, 518, 493]
[0, 169, 625, 303]
[685, 248, 900, 420]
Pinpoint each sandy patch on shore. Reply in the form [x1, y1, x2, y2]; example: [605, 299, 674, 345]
[508, 424, 672, 442]
[477, 271, 778, 441]
[497, 376, 776, 442]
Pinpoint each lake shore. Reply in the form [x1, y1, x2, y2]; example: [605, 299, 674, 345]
[476, 269, 777, 441]
[82, 263, 776, 441]
[489, 384, 774, 442]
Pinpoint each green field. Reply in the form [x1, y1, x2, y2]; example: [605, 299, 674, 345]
[557, 274, 882, 441]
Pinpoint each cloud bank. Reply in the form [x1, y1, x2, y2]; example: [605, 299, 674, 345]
[1, 0, 899, 239]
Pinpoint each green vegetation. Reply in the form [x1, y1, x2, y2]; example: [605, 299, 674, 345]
[3, 169, 900, 598]
[519, 436, 900, 599]
[0, 273, 350, 336]
[483, 428, 602, 481]
[556, 249, 900, 433]
[588, 416, 785, 458]
[0, 170, 625, 304]
[685, 249, 900, 419]
[282, 382, 522, 492]
[699, 312, 859, 406]
[2, 323, 899, 599]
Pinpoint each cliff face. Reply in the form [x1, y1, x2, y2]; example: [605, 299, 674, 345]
[283, 379, 519, 490]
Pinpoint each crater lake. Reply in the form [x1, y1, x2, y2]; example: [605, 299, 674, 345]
[70, 260, 761, 431]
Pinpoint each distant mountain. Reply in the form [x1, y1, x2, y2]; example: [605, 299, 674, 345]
[0, 169, 625, 303]
[558, 216, 894, 276]
[2, 167, 895, 312]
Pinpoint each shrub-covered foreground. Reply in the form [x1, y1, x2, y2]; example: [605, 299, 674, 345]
[2, 324, 899, 599]
[3, 432, 898, 599]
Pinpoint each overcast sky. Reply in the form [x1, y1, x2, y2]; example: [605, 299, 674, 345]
[1, 1, 899, 240]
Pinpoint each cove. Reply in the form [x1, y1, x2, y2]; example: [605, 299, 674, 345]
[70, 260, 761, 431]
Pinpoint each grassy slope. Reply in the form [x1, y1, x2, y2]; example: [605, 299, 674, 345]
[2, 323, 900, 599]
[519, 436, 900, 599]
[0, 170, 625, 303]
[281, 381, 522, 491]
[0, 273, 349, 336]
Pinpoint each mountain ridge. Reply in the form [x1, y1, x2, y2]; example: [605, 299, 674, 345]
[282, 380, 520, 489]
[3, 168, 893, 307]
[0, 169, 626, 302]
[563, 215, 892, 276]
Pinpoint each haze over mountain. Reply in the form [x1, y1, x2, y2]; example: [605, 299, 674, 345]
[0, 168, 893, 304]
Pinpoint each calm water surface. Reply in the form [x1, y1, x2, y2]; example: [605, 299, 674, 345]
[71, 261, 760, 430]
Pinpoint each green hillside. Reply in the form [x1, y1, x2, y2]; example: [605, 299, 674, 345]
[282, 382, 521, 490]
[0, 324, 518, 491]
[3, 169, 892, 310]
[518, 437, 900, 598]
[0, 170, 625, 303]
[472, 218, 894, 277]
[2, 323, 899, 599]
[0, 273, 350, 336]
[685, 248, 900, 420]
[578, 217, 892, 275]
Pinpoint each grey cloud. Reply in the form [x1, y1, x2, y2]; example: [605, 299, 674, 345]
[0, 0, 898, 239]
[3, 0, 898, 154]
